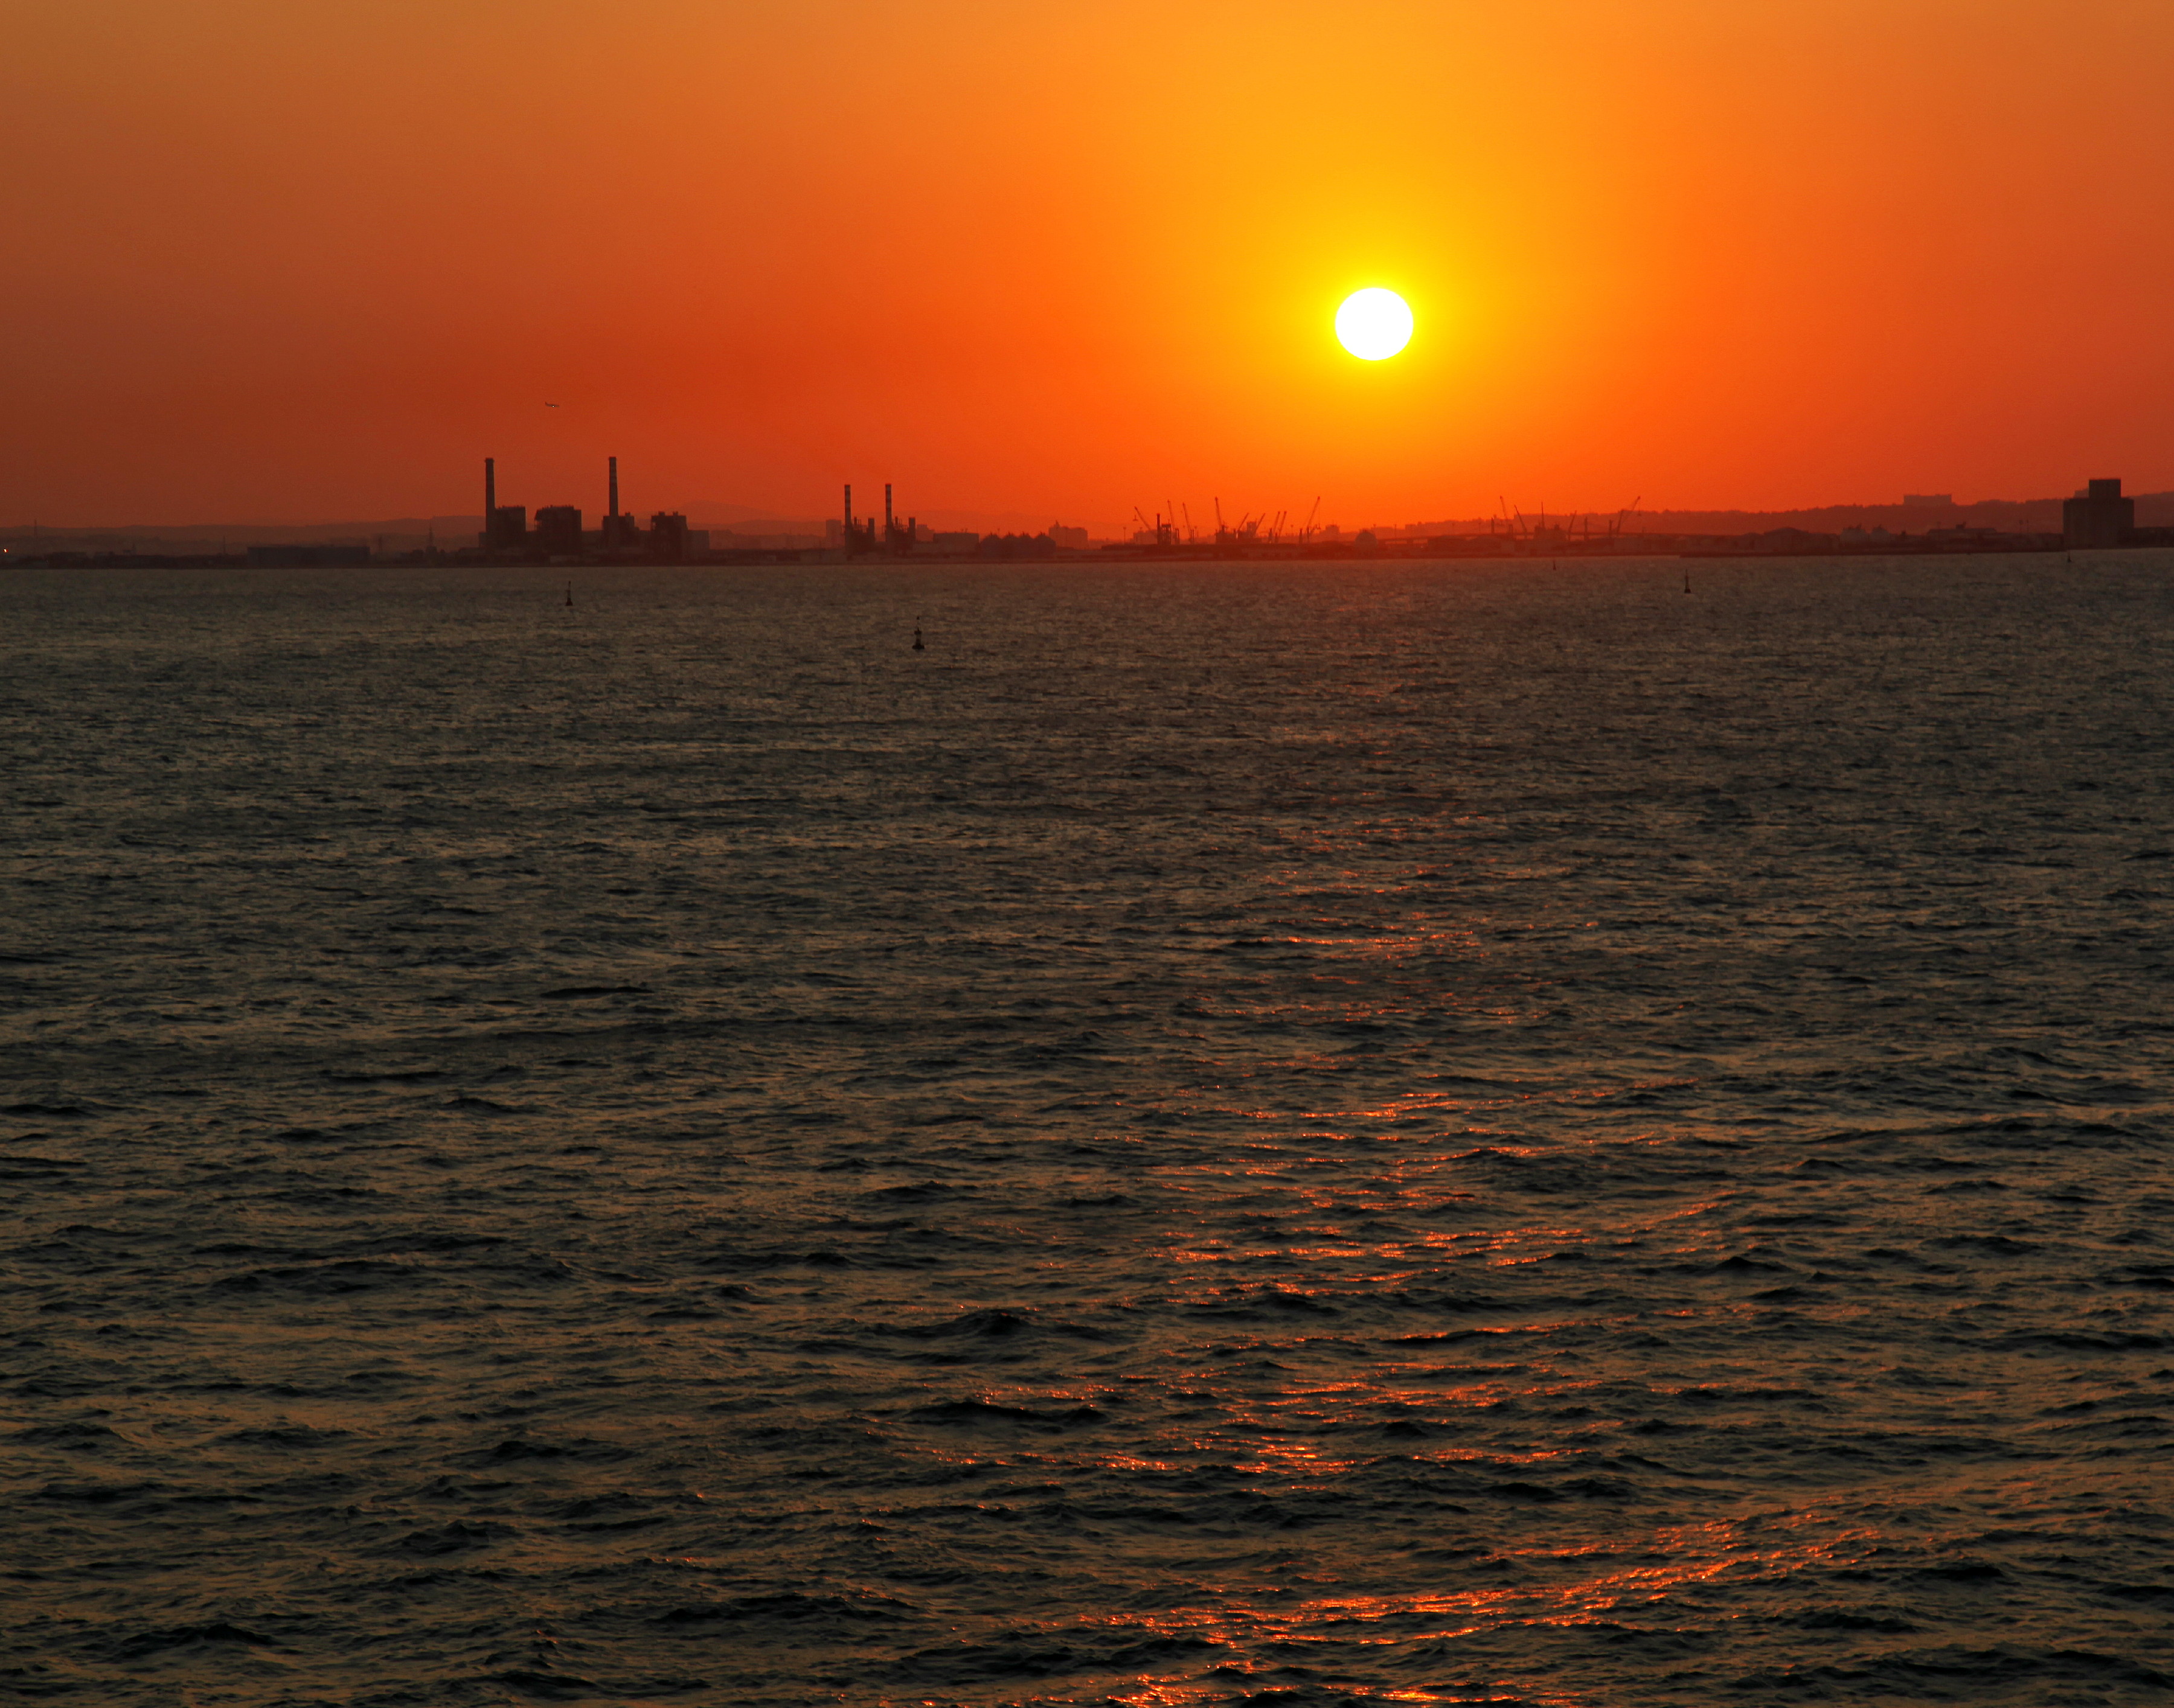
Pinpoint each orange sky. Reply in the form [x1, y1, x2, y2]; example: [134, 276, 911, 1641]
[5, 0, 2171, 529]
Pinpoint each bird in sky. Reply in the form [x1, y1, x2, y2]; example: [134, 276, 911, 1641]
[544, 402, 560, 408]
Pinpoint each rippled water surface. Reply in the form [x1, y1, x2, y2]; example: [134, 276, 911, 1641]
[4, 556, 2173, 1706]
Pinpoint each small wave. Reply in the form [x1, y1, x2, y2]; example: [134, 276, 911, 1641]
[905, 1399, 1105, 1428]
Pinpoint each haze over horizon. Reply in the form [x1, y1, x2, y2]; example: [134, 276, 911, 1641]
[6, 1, 2171, 530]
[8, 484, 2170, 545]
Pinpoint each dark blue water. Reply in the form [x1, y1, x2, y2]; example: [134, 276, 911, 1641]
[4, 556, 2171, 1706]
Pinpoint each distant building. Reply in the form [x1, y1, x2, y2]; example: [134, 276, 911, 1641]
[1048, 524, 1089, 550]
[485, 506, 528, 550]
[978, 533, 1057, 559]
[534, 506, 582, 557]
[934, 531, 977, 551]
[649, 512, 693, 560]
[475, 455, 710, 558]
[2063, 478, 2134, 549]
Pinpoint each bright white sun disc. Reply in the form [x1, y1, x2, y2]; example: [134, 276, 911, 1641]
[1336, 287, 1413, 361]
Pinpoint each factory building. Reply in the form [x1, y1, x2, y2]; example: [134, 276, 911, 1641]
[599, 456, 641, 550]
[474, 457, 702, 560]
[2063, 478, 2134, 549]
[534, 506, 582, 557]
[479, 458, 531, 550]
[648, 513, 691, 560]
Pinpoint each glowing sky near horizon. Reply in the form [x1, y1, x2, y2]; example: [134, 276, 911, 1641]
[3, 0, 2170, 527]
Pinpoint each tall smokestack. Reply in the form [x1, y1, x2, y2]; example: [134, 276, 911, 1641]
[608, 456, 619, 519]
[885, 484, 893, 531]
[484, 457, 496, 550]
[844, 484, 853, 532]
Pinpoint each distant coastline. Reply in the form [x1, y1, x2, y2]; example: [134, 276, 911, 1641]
[7, 486, 2172, 567]
[10, 535, 2173, 570]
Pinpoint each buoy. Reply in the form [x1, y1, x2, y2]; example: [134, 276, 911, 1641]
[564, 582, 573, 608]
[912, 624, 924, 652]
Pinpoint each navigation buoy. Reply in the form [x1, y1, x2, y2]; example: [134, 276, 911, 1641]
[1683, 568, 1690, 594]
[912, 624, 924, 652]
[565, 582, 574, 608]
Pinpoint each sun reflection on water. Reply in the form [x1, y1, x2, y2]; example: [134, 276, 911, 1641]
[1043, 1514, 1886, 1708]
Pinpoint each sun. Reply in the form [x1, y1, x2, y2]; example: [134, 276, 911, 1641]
[1335, 288, 1413, 361]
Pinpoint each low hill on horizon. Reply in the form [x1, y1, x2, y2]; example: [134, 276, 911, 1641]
[1396, 491, 2174, 538]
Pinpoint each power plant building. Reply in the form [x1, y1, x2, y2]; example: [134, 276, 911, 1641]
[648, 513, 691, 560]
[474, 457, 704, 559]
[600, 456, 639, 550]
[487, 506, 528, 549]
[534, 506, 582, 556]
[480, 457, 529, 550]
[2063, 478, 2134, 549]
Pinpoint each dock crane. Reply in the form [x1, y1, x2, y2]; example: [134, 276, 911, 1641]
[1133, 505, 1178, 548]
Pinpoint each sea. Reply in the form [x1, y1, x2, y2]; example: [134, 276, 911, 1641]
[2, 554, 2170, 1707]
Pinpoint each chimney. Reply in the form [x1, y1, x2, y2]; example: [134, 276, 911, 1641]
[609, 455, 620, 519]
[484, 457, 496, 549]
[885, 484, 893, 531]
[844, 484, 853, 532]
